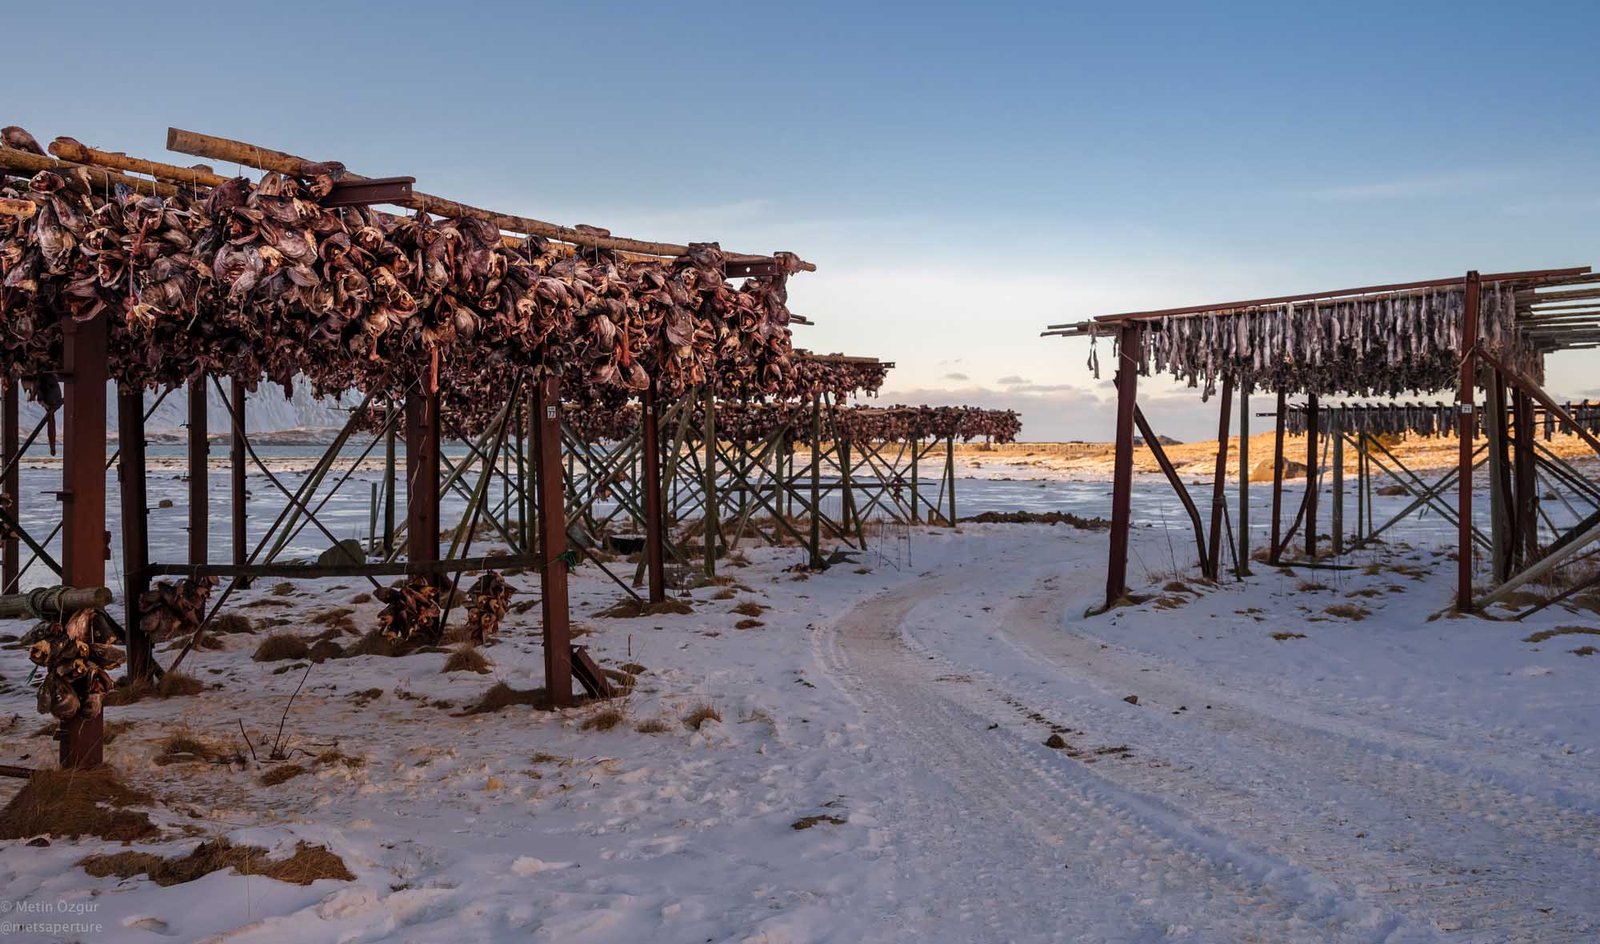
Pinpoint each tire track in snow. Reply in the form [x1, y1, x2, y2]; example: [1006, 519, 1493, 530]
[975, 578, 1600, 943]
[817, 576, 1418, 943]
[872, 552, 1600, 944]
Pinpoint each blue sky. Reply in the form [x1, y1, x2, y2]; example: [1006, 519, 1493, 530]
[9, 1, 1597, 439]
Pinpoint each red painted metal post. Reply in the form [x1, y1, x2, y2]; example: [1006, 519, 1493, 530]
[1206, 377, 1234, 579]
[535, 374, 573, 706]
[1105, 324, 1139, 608]
[1457, 271, 1481, 610]
[59, 313, 108, 769]
[640, 383, 666, 603]
[116, 384, 153, 683]
[231, 377, 247, 571]
[1305, 394, 1319, 557]
[187, 375, 208, 566]
[1269, 390, 1287, 564]
[2, 379, 17, 593]
[405, 355, 441, 569]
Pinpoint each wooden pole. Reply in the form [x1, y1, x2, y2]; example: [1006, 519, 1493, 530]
[1236, 388, 1250, 577]
[641, 384, 666, 603]
[1331, 410, 1345, 556]
[2, 379, 17, 593]
[1513, 390, 1538, 565]
[405, 354, 441, 570]
[1206, 377, 1234, 580]
[809, 395, 823, 569]
[1305, 394, 1319, 558]
[59, 311, 108, 769]
[116, 384, 153, 683]
[230, 378, 247, 578]
[1458, 271, 1481, 611]
[702, 387, 718, 578]
[1106, 324, 1139, 608]
[909, 434, 921, 524]
[1269, 390, 1287, 565]
[382, 407, 398, 554]
[187, 375, 208, 566]
[535, 374, 573, 706]
[946, 435, 957, 527]
[1486, 372, 1510, 581]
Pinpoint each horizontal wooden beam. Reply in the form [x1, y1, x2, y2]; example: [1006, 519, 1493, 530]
[1044, 266, 1592, 329]
[166, 127, 813, 272]
[146, 552, 543, 581]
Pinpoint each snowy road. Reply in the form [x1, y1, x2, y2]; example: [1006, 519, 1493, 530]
[817, 543, 1600, 943]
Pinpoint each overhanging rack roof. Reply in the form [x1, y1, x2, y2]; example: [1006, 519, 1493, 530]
[1039, 266, 1598, 398]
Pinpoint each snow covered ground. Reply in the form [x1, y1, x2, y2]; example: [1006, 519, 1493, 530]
[2, 507, 1598, 942]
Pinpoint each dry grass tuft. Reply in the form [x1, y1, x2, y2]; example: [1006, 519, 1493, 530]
[350, 593, 373, 604]
[315, 749, 365, 768]
[252, 633, 311, 663]
[732, 601, 767, 617]
[79, 838, 352, 887]
[464, 682, 550, 715]
[1297, 580, 1330, 592]
[635, 718, 671, 734]
[258, 764, 306, 786]
[442, 645, 492, 674]
[0, 767, 155, 841]
[596, 599, 693, 619]
[1271, 631, 1307, 641]
[1323, 604, 1369, 620]
[1162, 580, 1192, 594]
[712, 588, 737, 600]
[682, 703, 722, 730]
[791, 814, 846, 830]
[735, 618, 765, 630]
[104, 671, 205, 707]
[580, 706, 627, 731]
[343, 630, 405, 658]
[211, 613, 255, 635]
[155, 729, 238, 766]
[1572, 645, 1598, 657]
[1523, 626, 1600, 644]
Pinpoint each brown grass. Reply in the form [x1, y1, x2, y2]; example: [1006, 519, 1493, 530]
[1271, 631, 1307, 641]
[791, 814, 846, 830]
[311, 607, 356, 626]
[0, 767, 155, 841]
[155, 729, 239, 766]
[350, 592, 373, 604]
[442, 645, 492, 674]
[464, 683, 550, 715]
[596, 599, 693, 618]
[79, 838, 352, 887]
[315, 749, 366, 768]
[735, 619, 765, 630]
[635, 718, 671, 734]
[1523, 626, 1600, 644]
[258, 764, 307, 786]
[253, 633, 311, 662]
[343, 630, 404, 658]
[211, 613, 255, 635]
[712, 588, 737, 600]
[103, 671, 205, 707]
[732, 601, 767, 617]
[682, 703, 722, 730]
[580, 706, 627, 731]
[1296, 580, 1329, 592]
[1323, 604, 1370, 620]
[1572, 645, 1598, 657]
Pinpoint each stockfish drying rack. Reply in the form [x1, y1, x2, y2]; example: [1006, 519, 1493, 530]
[1043, 266, 1600, 616]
